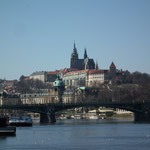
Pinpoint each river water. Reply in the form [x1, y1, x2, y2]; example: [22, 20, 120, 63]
[0, 120, 150, 150]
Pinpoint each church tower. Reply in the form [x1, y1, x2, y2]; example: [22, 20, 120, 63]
[95, 60, 99, 70]
[70, 42, 79, 69]
[109, 62, 116, 79]
[84, 48, 88, 59]
[70, 43, 95, 70]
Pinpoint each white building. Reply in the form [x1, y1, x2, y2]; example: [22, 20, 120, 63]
[62, 69, 109, 88]
[62, 70, 89, 88]
[87, 70, 109, 87]
[30, 71, 47, 83]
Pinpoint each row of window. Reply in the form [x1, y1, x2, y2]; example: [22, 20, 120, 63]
[20, 93, 49, 98]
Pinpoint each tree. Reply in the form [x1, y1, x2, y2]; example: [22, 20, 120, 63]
[14, 79, 48, 94]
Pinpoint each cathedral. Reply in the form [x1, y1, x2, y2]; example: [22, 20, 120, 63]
[70, 43, 96, 70]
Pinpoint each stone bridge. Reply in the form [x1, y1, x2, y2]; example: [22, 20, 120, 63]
[0, 100, 150, 123]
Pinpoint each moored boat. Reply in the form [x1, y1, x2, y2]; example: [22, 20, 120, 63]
[0, 117, 16, 136]
[9, 116, 33, 126]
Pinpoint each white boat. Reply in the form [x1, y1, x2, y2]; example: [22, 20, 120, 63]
[74, 114, 81, 119]
[9, 116, 33, 126]
[88, 115, 99, 120]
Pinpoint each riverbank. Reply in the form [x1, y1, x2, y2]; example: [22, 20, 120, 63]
[56, 112, 134, 121]
[107, 113, 134, 120]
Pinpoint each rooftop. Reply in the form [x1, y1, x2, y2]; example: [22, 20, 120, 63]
[65, 69, 90, 75]
[110, 62, 116, 68]
[47, 71, 60, 75]
[88, 69, 109, 74]
[30, 71, 46, 76]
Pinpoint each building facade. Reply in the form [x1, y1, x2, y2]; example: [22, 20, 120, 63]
[46, 71, 59, 84]
[30, 71, 47, 83]
[87, 70, 109, 87]
[109, 62, 117, 79]
[62, 69, 110, 88]
[63, 70, 89, 88]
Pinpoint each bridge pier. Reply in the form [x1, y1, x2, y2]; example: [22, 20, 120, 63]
[40, 112, 56, 123]
[134, 112, 150, 122]
[133, 103, 150, 122]
[40, 105, 56, 123]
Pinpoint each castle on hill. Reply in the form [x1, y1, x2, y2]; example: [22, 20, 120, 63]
[28, 43, 119, 88]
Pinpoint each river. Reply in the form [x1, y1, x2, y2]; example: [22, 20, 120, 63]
[0, 120, 150, 150]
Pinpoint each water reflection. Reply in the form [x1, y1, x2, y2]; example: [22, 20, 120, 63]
[0, 120, 150, 150]
[54, 119, 134, 125]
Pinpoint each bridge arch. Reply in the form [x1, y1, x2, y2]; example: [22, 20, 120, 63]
[0, 101, 150, 123]
[0, 104, 56, 123]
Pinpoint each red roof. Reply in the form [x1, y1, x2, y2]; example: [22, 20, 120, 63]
[65, 69, 90, 75]
[47, 71, 60, 75]
[24, 78, 30, 81]
[88, 69, 109, 74]
[5, 86, 12, 89]
[60, 68, 78, 74]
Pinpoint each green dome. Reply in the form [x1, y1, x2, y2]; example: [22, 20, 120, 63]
[53, 79, 64, 87]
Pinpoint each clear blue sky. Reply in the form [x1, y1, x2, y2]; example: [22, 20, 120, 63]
[0, 0, 150, 80]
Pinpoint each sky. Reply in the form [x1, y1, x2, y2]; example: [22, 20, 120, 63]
[0, 0, 150, 80]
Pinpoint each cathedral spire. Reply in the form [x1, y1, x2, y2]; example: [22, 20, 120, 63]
[95, 60, 99, 70]
[71, 41, 78, 59]
[73, 41, 78, 54]
[74, 41, 76, 49]
[70, 42, 78, 69]
[84, 48, 88, 59]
